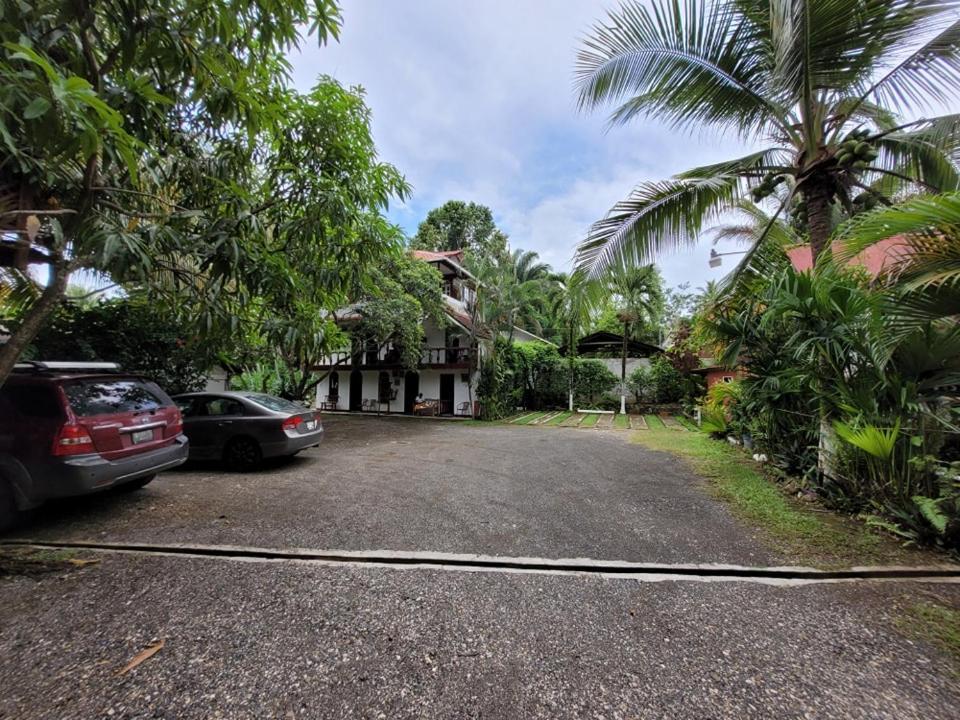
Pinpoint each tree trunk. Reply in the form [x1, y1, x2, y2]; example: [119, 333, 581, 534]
[817, 409, 839, 483]
[620, 322, 628, 415]
[0, 260, 71, 386]
[803, 178, 841, 480]
[804, 178, 832, 264]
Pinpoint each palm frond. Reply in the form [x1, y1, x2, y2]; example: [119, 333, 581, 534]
[860, 17, 960, 113]
[835, 193, 960, 323]
[575, 175, 743, 277]
[885, 285, 960, 324]
[829, 97, 898, 129]
[709, 224, 758, 244]
[677, 147, 793, 179]
[0, 266, 42, 317]
[870, 114, 960, 194]
[835, 192, 960, 278]
[834, 418, 900, 460]
[715, 197, 795, 299]
[773, 0, 955, 102]
[576, 0, 790, 137]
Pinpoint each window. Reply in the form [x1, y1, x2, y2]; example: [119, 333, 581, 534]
[202, 397, 245, 416]
[722, 376, 734, 384]
[63, 379, 169, 417]
[329, 372, 339, 399]
[239, 393, 304, 413]
[175, 397, 195, 415]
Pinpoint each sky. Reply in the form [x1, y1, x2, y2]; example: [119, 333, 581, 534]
[289, 0, 756, 291]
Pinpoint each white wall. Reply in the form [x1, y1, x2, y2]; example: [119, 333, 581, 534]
[203, 367, 229, 393]
[315, 365, 478, 415]
[593, 357, 651, 379]
[589, 357, 653, 399]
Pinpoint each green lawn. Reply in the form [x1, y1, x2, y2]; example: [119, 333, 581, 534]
[897, 600, 960, 672]
[644, 414, 665, 429]
[546, 411, 573, 426]
[613, 413, 630, 429]
[631, 424, 930, 568]
[580, 413, 601, 427]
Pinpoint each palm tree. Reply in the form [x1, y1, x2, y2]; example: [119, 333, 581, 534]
[509, 248, 551, 284]
[574, 0, 960, 276]
[473, 248, 553, 341]
[550, 270, 603, 410]
[505, 249, 552, 338]
[609, 264, 660, 413]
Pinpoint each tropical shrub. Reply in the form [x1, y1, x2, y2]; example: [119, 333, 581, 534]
[27, 297, 210, 395]
[702, 254, 960, 550]
[476, 340, 619, 417]
[231, 356, 317, 404]
[648, 356, 684, 403]
[628, 365, 652, 403]
[573, 359, 619, 406]
[513, 343, 568, 409]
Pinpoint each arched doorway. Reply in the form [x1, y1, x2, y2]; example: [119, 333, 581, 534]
[349, 369, 363, 411]
[403, 371, 419, 414]
[329, 371, 339, 403]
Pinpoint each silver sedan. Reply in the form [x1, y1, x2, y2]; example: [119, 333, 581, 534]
[173, 391, 324, 470]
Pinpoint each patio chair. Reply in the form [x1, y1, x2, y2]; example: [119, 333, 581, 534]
[321, 395, 339, 411]
[456, 400, 472, 417]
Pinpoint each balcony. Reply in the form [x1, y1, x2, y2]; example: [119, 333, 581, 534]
[420, 346, 474, 367]
[316, 346, 475, 370]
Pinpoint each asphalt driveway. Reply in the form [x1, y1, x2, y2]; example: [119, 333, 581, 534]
[2, 415, 959, 718]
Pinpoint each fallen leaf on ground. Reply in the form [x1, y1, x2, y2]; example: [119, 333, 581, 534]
[117, 639, 165, 675]
[68, 558, 101, 567]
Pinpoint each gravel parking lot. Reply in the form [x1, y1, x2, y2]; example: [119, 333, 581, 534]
[14, 415, 773, 565]
[2, 415, 959, 719]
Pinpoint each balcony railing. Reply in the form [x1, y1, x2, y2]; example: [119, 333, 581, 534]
[317, 346, 475, 369]
[421, 346, 474, 366]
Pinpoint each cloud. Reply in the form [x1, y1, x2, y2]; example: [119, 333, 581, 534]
[290, 0, 755, 289]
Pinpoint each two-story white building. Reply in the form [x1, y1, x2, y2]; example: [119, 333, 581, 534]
[315, 249, 536, 416]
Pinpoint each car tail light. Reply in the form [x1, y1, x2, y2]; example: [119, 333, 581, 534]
[52, 423, 96, 456]
[169, 408, 183, 435]
[282, 416, 303, 431]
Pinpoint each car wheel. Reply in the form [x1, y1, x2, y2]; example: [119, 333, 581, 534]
[224, 437, 262, 472]
[0, 477, 20, 533]
[117, 474, 156, 492]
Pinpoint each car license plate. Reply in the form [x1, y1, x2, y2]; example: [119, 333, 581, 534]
[131, 429, 153, 444]
[305, 420, 317, 431]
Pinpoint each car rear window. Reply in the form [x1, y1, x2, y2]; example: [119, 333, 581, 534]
[240, 393, 305, 414]
[0, 384, 62, 419]
[63, 378, 171, 416]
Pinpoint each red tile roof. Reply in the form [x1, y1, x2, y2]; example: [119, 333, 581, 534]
[411, 249, 466, 264]
[787, 236, 910, 276]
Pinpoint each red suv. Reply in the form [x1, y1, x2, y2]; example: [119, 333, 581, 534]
[0, 362, 189, 530]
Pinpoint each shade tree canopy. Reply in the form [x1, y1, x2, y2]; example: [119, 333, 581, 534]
[411, 200, 508, 259]
[0, 0, 347, 385]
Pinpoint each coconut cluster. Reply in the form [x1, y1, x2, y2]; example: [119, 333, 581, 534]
[835, 128, 879, 171]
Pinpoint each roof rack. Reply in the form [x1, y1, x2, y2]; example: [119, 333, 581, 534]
[13, 361, 122, 374]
